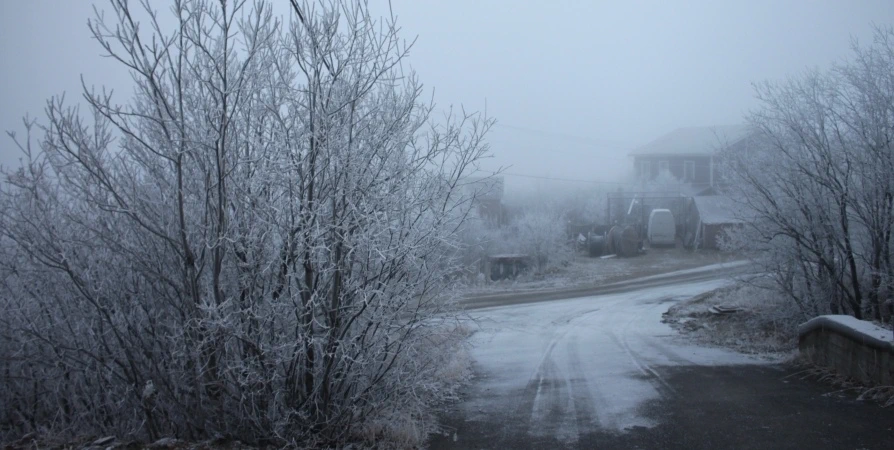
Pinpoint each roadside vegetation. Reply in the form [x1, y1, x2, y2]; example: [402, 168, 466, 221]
[721, 27, 894, 329]
[663, 281, 803, 358]
[456, 186, 602, 280]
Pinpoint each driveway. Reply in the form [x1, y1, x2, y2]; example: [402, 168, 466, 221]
[429, 270, 894, 449]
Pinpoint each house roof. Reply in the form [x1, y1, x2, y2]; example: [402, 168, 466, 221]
[630, 125, 751, 157]
[692, 195, 748, 225]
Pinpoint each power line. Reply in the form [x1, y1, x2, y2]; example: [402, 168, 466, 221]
[482, 170, 629, 185]
[494, 123, 636, 151]
[480, 169, 720, 186]
[485, 140, 631, 159]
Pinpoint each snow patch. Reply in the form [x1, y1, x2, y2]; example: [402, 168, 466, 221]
[799, 315, 894, 347]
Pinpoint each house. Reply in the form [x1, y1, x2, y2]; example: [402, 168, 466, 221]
[630, 125, 752, 191]
[625, 125, 760, 249]
[464, 176, 508, 225]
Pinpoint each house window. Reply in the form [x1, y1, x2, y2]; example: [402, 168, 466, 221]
[684, 160, 695, 181]
[658, 160, 669, 173]
[640, 160, 651, 179]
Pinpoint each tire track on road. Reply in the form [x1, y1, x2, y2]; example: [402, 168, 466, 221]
[605, 307, 680, 398]
[566, 338, 608, 432]
[511, 307, 611, 442]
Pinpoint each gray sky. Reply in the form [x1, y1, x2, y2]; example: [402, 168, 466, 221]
[2, 0, 893, 188]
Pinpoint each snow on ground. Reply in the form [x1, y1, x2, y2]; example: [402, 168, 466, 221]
[456, 278, 770, 443]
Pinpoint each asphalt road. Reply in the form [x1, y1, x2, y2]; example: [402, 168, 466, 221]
[458, 261, 753, 310]
[429, 268, 894, 450]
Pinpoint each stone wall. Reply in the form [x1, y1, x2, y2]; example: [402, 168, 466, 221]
[798, 315, 894, 386]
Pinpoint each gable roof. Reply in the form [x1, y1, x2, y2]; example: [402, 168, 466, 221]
[630, 125, 751, 157]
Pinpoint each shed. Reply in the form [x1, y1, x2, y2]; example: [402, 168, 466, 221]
[684, 196, 748, 250]
[485, 254, 531, 280]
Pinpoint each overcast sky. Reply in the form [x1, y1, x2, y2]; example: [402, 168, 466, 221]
[2, 0, 893, 188]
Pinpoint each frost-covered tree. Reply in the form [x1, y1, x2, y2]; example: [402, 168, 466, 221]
[514, 207, 573, 273]
[0, 0, 492, 445]
[723, 27, 894, 325]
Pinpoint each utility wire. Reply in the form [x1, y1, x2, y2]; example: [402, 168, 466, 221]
[494, 123, 636, 151]
[479, 169, 718, 185]
[478, 170, 629, 185]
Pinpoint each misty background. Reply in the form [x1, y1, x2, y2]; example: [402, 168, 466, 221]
[2, 0, 893, 190]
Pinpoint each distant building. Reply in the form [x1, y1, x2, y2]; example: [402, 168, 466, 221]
[464, 176, 507, 225]
[629, 125, 752, 192]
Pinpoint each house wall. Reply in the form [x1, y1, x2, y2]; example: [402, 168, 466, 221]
[477, 199, 508, 226]
[633, 155, 713, 185]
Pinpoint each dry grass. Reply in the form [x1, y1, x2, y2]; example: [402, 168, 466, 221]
[353, 323, 473, 449]
[784, 356, 894, 407]
[663, 282, 801, 358]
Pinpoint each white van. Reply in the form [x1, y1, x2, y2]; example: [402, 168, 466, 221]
[648, 209, 676, 247]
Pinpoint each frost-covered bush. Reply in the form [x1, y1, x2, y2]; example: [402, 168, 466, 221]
[667, 281, 804, 355]
[722, 27, 894, 325]
[0, 0, 491, 445]
[513, 207, 573, 273]
[456, 186, 596, 281]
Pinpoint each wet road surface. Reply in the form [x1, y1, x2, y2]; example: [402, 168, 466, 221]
[429, 271, 894, 449]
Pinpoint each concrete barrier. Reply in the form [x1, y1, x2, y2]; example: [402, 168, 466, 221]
[798, 315, 894, 386]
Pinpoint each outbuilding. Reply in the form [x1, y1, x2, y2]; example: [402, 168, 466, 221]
[485, 254, 531, 280]
[684, 196, 747, 250]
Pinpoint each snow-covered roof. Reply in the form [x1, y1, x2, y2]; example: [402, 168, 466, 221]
[692, 195, 746, 225]
[630, 125, 751, 156]
[679, 184, 717, 197]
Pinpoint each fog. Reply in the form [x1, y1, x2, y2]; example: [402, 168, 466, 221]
[2, 0, 892, 190]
